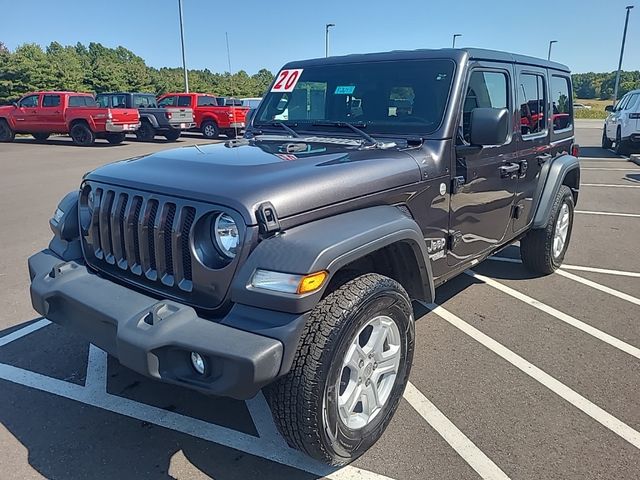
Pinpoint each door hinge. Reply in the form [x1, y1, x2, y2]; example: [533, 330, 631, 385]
[447, 231, 462, 250]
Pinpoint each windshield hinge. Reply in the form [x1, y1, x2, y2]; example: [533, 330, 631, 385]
[257, 202, 281, 236]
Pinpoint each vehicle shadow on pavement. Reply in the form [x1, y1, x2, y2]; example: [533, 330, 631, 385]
[0, 322, 321, 480]
[578, 146, 622, 159]
[13, 138, 126, 148]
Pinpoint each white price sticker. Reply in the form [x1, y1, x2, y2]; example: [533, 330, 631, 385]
[271, 69, 304, 93]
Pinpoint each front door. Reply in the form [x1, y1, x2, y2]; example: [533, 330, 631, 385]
[14, 94, 40, 130]
[448, 62, 519, 266]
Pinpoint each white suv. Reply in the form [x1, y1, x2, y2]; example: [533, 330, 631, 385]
[602, 89, 640, 155]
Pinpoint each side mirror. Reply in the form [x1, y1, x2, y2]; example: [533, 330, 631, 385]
[12, 102, 18, 108]
[469, 107, 509, 146]
[604, 105, 614, 112]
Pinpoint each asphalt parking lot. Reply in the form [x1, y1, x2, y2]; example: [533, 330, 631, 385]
[1, 121, 639, 479]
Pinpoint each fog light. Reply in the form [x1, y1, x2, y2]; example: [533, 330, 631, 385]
[190, 352, 206, 375]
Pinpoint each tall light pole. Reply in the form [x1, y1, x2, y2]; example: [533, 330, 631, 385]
[178, 0, 189, 93]
[452, 34, 462, 48]
[613, 5, 634, 104]
[547, 40, 558, 60]
[325, 23, 335, 57]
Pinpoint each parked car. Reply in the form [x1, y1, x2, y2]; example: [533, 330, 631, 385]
[0, 91, 140, 145]
[602, 89, 640, 154]
[157, 93, 249, 139]
[240, 97, 263, 109]
[573, 103, 592, 110]
[29, 48, 579, 466]
[96, 92, 195, 142]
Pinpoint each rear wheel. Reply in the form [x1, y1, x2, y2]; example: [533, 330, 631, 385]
[32, 132, 50, 142]
[164, 129, 181, 142]
[520, 185, 574, 274]
[201, 120, 219, 139]
[266, 273, 414, 466]
[615, 127, 628, 156]
[601, 127, 612, 149]
[69, 123, 95, 146]
[106, 133, 126, 145]
[0, 119, 15, 142]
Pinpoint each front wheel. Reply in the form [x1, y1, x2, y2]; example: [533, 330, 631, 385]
[69, 123, 95, 146]
[0, 119, 15, 142]
[265, 273, 414, 466]
[520, 185, 574, 274]
[615, 128, 628, 156]
[105, 133, 126, 145]
[601, 128, 612, 149]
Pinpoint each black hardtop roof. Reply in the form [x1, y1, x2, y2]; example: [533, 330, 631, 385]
[283, 47, 571, 73]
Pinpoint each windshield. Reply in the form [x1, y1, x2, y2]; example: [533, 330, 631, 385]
[255, 59, 455, 136]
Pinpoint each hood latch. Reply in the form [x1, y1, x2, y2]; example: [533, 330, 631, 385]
[257, 202, 281, 236]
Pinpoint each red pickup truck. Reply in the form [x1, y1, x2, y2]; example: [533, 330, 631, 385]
[157, 93, 248, 139]
[0, 91, 140, 146]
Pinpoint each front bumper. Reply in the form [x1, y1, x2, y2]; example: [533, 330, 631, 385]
[28, 249, 291, 399]
[106, 121, 141, 132]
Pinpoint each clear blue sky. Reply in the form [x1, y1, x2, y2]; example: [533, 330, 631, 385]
[2, 0, 639, 74]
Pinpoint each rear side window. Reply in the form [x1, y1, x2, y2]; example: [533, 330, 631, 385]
[519, 73, 546, 137]
[623, 93, 639, 111]
[133, 95, 157, 108]
[197, 95, 217, 107]
[43, 95, 61, 107]
[551, 76, 573, 131]
[178, 96, 192, 107]
[462, 71, 508, 142]
[69, 96, 97, 107]
[158, 96, 176, 107]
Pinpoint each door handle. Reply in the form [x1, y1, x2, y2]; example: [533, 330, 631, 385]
[499, 163, 520, 178]
[536, 153, 552, 165]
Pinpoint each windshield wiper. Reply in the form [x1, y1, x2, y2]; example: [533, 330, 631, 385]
[265, 121, 301, 138]
[311, 121, 377, 146]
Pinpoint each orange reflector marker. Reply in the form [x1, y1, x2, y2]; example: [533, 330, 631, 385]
[297, 271, 328, 294]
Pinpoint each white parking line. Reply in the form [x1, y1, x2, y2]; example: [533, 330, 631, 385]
[427, 304, 640, 450]
[576, 210, 640, 218]
[0, 318, 50, 347]
[245, 391, 289, 448]
[85, 344, 108, 393]
[581, 183, 640, 188]
[0, 361, 394, 480]
[581, 168, 640, 171]
[487, 256, 640, 278]
[555, 269, 640, 307]
[465, 270, 640, 361]
[403, 383, 511, 480]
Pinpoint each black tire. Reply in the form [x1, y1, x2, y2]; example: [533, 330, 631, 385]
[164, 129, 181, 142]
[601, 127, 612, 149]
[520, 185, 574, 275]
[225, 129, 238, 139]
[136, 121, 156, 142]
[615, 127, 628, 156]
[201, 120, 219, 139]
[32, 132, 50, 142]
[265, 273, 415, 466]
[106, 133, 126, 145]
[0, 119, 15, 142]
[69, 123, 95, 146]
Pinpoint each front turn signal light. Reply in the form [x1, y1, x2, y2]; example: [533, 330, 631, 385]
[297, 271, 329, 294]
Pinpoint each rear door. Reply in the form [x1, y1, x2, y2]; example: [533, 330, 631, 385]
[512, 66, 552, 233]
[40, 94, 65, 131]
[448, 62, 518, 266]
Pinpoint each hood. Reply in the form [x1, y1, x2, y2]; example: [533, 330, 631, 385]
[85, 139, 422, 225]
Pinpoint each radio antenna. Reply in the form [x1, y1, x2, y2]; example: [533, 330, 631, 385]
[225, 32, 239, 138]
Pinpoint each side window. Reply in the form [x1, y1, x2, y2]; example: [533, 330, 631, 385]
[551, 76, 573, 131]
[462, 71, 508, 142]
[519, 73, 546, 137]
[158, 96, 176, 107]
[196, 95, 216, 107]
[133, 95, 157, 108]
[19, 95, 39, 108]
[96, 95, 110, 108]
[178, 96, 193, 107]
[614, 94, 629, 111]
[42, 95, 61, 108]
[622, 93, 639, 111]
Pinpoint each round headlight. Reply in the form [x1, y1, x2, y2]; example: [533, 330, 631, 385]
[213, 213, 239, 259]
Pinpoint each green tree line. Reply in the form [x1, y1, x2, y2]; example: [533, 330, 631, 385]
[0, 41, 274, 103]
[2, 41, 640, 104]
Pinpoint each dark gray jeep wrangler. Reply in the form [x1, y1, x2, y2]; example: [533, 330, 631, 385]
[28, 48, 579, 465]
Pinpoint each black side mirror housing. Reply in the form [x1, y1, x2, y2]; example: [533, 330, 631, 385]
[246, 108, 256, 124]
[469, 107, 510, 146]
[12, 102, 18, 108]
[604, 105, 614, 112]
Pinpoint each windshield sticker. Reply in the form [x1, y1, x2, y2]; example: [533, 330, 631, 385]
[334, 85, 356, 95]
[271, 69, 304, 93]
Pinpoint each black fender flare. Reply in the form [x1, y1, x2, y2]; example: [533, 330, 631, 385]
[532, 154, 580, 229]
[140, 113, 160, 128]
[231, 205, 435, 314]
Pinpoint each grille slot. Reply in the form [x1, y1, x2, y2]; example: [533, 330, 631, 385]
[84, 187, 197, 292]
